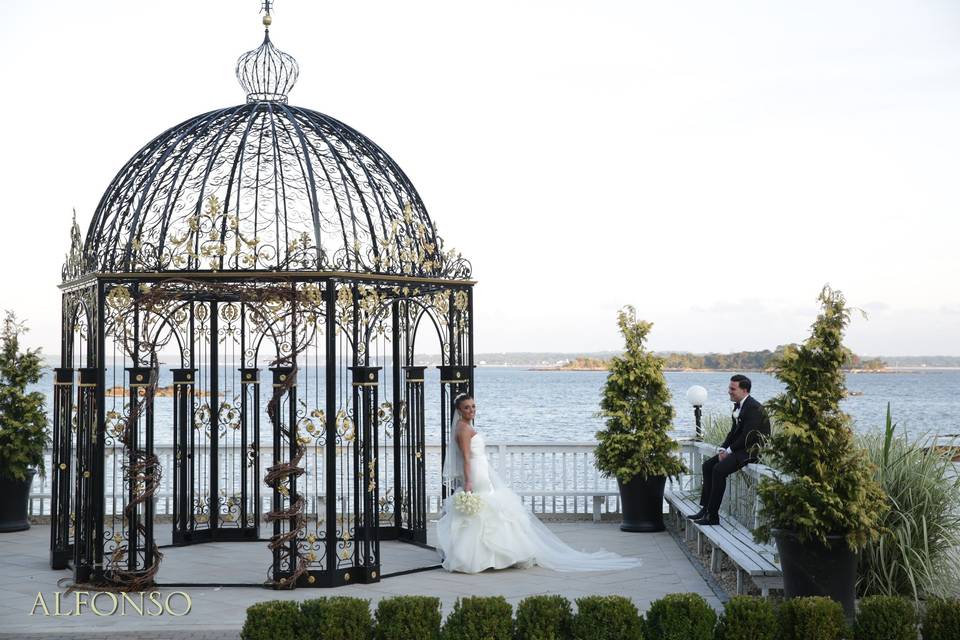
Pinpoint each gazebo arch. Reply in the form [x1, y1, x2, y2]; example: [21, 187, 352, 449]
[50, 4, 474, 590]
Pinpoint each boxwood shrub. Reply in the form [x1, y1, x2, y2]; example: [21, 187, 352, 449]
[572, 595, 643, 640]
[374, 595, 441, 640]
[441, 596, 513, 640]
[643, 592, 715, 640]
[777, 597, 848, 640]
[853, 595, 916, 640]
[922, 598, 960, 640]
[715, 595, 777, 640]
[300, 596, 372, 640]
[515, 594, 573, 640]
[240, 600, 303, 640]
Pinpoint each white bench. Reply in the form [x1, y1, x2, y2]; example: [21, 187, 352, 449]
[664, 487, 782, 596]
[516, 491, 620, 522]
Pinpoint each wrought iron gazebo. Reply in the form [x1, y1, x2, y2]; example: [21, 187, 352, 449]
[50, 3, 474, 590]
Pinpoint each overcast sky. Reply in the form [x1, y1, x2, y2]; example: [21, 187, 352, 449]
[1, 1, 958, 356]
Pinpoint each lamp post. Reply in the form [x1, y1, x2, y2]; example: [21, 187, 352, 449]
[686, 385, 707, 440]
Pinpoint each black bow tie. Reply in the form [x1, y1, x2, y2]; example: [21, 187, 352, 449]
[733, 401, 741, 410]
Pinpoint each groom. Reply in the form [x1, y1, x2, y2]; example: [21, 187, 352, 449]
[689, 374, 768, 526]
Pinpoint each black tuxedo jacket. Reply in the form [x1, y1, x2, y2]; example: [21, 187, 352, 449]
[720, 395, 769, 459]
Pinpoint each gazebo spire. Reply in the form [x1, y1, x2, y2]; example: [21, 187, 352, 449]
[235, 0, 299, 103]
[261, 0, 273, 28]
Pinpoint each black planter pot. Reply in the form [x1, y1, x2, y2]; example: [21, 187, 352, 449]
[617, 475, 666, 532]
[0, 469, 36, 533]
[773, 529, 857, 620]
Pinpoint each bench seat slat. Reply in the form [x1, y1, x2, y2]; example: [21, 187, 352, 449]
[701, 527, 769, 574]
[666, 489, 782, 579]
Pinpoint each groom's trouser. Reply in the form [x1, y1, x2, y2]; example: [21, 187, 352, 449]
[699, 451, 750, 516]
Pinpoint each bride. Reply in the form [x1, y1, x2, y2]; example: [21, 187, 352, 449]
[435, 393, 642, 573]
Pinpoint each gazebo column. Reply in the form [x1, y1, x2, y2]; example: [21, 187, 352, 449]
[402, 366, 427, 543]
[73, 367, 98, 583]
[240, 368, 261, 535]
[125, 366, 157, 573]
[351, 366, 382, 583]
[50, 368, 74, 569]
[390, 301, 402, 540]
[171, 368, 196, 544]
[269, 366, 298, 585]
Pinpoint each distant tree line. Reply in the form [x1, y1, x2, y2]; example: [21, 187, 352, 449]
[557, 346, 886, 371]
[658, 346, 884, 371]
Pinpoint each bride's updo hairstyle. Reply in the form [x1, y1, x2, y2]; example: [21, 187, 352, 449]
[453, 393, 473, 413]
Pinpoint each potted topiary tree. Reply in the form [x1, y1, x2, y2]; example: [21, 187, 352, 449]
[0, 312, 49, 533]
[595, 306, 684, 532]
[754, 286, 887, 619]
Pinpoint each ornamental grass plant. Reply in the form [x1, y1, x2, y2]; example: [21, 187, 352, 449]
[856, 405, 960, 603]
[755, 286, 887, 550]
[595, 306, 684, 484]
[701, 413, 730, 448]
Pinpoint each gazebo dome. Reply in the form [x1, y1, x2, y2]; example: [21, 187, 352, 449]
[83, 23, 469, 280]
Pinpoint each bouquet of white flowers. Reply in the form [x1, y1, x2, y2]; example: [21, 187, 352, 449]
[453, 490, 483, 516]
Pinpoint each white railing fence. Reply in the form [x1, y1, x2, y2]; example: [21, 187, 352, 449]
[29, 441, 623, 521]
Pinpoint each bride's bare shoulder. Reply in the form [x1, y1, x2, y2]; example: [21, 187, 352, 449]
[455, 420, 476, 438]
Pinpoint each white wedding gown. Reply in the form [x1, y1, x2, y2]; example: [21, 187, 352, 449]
[435, 431, 642, 573]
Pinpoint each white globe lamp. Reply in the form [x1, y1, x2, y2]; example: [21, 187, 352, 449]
[686, 385, 708, 440]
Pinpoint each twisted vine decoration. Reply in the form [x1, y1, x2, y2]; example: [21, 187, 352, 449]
[61, 355, 164, 594]
[262, 363, 308, 588]
[109, 357, 164, 592]
[111, 278, 320, 588]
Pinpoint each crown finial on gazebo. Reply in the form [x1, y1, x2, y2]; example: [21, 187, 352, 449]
[235, 0, 299, 103]
[261, 0, 274, 28]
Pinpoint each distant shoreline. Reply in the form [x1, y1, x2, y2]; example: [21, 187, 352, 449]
[523, 366, 960, 373]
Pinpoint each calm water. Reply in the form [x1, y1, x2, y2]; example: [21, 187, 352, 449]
[29, 367, 959, 445]
[473, 368, 959, 442]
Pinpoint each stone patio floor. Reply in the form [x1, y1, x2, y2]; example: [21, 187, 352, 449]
[0, 520, 723, 639]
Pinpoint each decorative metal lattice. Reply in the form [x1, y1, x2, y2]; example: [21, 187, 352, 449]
[52, 1, 475, 593]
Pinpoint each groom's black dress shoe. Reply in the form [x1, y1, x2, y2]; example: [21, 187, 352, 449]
[687, 508, 707, 520]
[692, 514, 720, 526]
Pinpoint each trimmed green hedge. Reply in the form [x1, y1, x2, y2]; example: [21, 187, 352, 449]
[441, 596, 513, 640]
[300, 597, 372, 640]
[922, 598, 960, 640]
[374, 596, 442, 640]
[853, 595, 916, 640]
[777, 597, 849, 640]
[240, 592, 942, 640]
[715, 596, 777, 640]
[241, 600, 303, 640]
[515, 594, 573, 640]
[644, 592, 715, 640]
[572, 595, 643, 640]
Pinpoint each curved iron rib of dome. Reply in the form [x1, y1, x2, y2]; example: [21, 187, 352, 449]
[83, 23, 469, 280]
